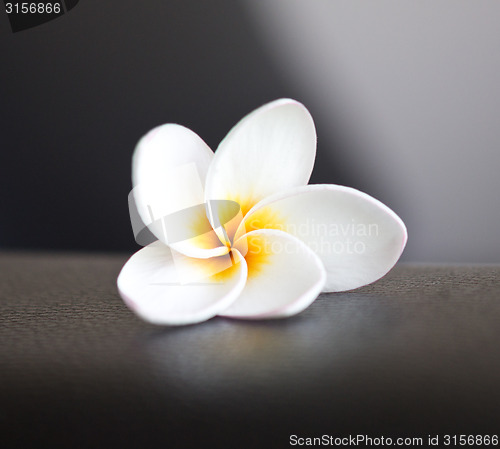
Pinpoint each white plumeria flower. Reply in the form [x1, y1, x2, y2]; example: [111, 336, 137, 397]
[117, 99, 407, 325]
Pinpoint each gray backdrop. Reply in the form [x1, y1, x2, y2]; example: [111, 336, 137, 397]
[244, 0, 500, 262]
[2, 0, 499, 262]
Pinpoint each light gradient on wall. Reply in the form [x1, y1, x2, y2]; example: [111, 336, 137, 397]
[243, 0, 500, 262]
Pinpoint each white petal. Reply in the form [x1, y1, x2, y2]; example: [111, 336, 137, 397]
[205, 99, 317, 218]
[237, 185, 407, 292]
[219, 230, 326, 319]
[117, 242, 247, 325]
[132, 124, 227, 258]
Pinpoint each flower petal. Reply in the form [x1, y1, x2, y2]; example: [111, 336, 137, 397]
[204, 99, 317, 219]
[132, 124, 227, 258]
[219, 229, 326, 319]
[238, 185, 407, 292]
[117, 242, 247, 325]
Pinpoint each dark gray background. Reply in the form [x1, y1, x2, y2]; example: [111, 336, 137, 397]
[0, 0, 346, 253]
[2, 1, 500, 262]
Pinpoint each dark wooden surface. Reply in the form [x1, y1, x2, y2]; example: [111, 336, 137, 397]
[1, 252, 499, 448]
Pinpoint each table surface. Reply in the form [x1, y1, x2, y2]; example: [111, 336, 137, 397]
[1, 252, 499, 448]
